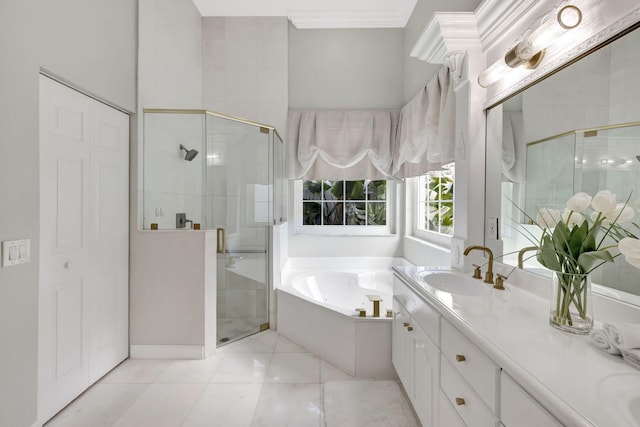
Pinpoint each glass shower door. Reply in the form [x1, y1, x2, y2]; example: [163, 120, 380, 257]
[206, 114, 271, 345]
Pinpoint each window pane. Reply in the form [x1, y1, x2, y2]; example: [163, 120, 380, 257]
[346, 202, 366, 225]
[299, 179, 389, 230]
[368, 202, 386, 225]
[323, 201, 344, 225]
[366, 180, 387, 200]
[419, 164, 455, 236]
[345, 180, 365, 200]
[302, 180, 324, 200]
[325, 181, 346, 201]
[303, 202, 322, 225]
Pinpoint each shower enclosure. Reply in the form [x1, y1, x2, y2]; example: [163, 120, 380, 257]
[143, 109, 284, 346]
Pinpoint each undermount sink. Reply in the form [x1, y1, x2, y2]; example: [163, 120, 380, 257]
[414, 270, 489, 296]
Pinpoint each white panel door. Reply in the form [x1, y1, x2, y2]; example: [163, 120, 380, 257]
[38, 75, 129, 422]
[87, 98, 129, 383]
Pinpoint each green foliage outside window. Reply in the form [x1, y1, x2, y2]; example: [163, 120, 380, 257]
[423, 167, 454, 235]
[302, 180, 387, 226]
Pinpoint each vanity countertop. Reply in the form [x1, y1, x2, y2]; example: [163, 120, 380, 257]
[393, 265, 640, 427]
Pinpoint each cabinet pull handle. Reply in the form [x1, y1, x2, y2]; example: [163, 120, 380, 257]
[455, 397, 465, 406]
[403, 322, 410, 327]
[456, 354, 466, 362]
[407, 326, 413, 331]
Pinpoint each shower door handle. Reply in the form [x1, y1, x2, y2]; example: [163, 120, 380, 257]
[217, 228, 226, 254]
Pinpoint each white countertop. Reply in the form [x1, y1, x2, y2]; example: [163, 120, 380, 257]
[393, 265, 640, 427]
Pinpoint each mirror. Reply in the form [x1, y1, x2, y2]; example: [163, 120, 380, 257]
[485, 23, 640, 298]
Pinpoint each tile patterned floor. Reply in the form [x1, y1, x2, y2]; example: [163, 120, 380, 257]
[45, 330, 419, 427]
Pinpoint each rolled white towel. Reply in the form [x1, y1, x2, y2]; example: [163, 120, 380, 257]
[589, 328, 621, 355]
[603, 322, 640, 350]
[621, 349, 640, 371]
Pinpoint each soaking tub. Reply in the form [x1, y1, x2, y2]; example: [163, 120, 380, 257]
[277, 257, 409, 379]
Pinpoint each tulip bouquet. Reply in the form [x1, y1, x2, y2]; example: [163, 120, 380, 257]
[526, 190, 640, 332]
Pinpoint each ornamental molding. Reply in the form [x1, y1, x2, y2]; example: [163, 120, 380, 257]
[410, 0, 545, 64]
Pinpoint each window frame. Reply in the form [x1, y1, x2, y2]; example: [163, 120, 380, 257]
[294, 179, 395, 236]
[412, 165, 455, 247]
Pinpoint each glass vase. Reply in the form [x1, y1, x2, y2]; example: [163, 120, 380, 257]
[549, 270, 593, 334]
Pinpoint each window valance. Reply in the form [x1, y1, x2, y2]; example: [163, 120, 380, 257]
[286, 64, 457, 180]
[286, 110, 399, 180]
[393, 65, 456, 178]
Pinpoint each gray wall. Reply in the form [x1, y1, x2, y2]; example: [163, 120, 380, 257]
[202, 17, 289, 137]
[131, 0, 205, 349]
[288, 25, 405, 109]
[0, 1, 136, 425]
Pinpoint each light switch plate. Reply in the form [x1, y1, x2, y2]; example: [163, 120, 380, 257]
[487, 217, 499, 240]
[2, 239, 31, 267]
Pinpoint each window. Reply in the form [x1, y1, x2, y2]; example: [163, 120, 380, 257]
[296, 179, 392, 235]
[417, 164, 454, 236]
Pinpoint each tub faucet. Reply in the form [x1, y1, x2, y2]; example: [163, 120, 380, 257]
[518, 246, 539, 269]
[463, 245, 494, 284]
[366, 295, 383, 317]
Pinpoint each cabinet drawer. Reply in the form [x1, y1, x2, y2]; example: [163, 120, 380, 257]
[441, 319, 499, 412]
[441, 357, 498, 427]
[439, 389, 466, 427]
[393, 275, 440, 345]
[501, 373, 562, 427]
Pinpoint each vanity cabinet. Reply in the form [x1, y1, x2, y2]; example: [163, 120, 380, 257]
[501, 373, 561, 427]
[440, 317, 499, 427]
[393, 273, 560, 427]
[440, 318, 500, 420]
[392, 295, 440, 427]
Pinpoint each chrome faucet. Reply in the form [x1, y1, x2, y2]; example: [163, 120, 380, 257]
[518, 246, 538, 269]
[463, 245, 494, 284]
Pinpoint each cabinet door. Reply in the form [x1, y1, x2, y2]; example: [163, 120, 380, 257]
[411, 323, 440, 427]
[501, 373, 561, 427]
[392, 298, 412, 391]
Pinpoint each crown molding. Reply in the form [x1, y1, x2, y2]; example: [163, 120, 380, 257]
[410, 12, 481, 64]
[409, 0, 549, 64]
[193, 0, 418, 29]
[288, 0, 417, 28]
[474, 0, 544, 52]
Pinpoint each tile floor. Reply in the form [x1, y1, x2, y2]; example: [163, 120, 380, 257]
[46, 330, 419, 427]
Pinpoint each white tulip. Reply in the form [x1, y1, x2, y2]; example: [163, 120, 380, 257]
[536, 208, 562, 228]
[611, 204, 635, 224]
[591, 190, 617, 213]
[562, 209, 584, 228]
[566, 192, 592, 213]
[619, 237, 640, 258]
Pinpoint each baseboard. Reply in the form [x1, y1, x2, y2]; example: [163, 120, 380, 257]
[130, 345, 205, 359]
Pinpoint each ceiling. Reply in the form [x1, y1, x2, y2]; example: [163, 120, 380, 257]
[191, 0, 418, 28]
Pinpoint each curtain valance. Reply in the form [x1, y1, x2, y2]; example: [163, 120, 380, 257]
[286, 110, 399, 180]
[286, 64, 457, 180]
[393, 65, 456, 178]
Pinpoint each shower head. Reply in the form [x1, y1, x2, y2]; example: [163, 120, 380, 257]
[180, 144, 199, 161]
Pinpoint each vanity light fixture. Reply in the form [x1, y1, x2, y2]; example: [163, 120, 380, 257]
[478, 2, 583, 88]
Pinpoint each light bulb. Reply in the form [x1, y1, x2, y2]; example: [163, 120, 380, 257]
[478, 59, 509, 88]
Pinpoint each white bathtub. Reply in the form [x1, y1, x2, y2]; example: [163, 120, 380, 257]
[277, 258, 409, 379]
[288, 271, 394, 316]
